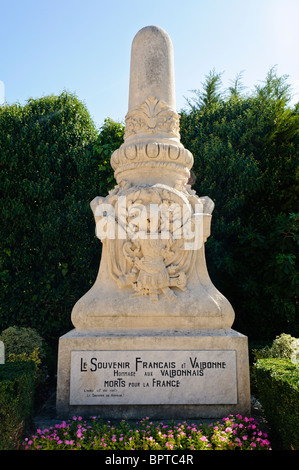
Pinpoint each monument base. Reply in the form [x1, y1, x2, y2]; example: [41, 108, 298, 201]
[56, 328, 250, 420]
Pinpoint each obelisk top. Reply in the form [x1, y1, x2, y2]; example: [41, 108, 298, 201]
[110, 26, 194, 186]
[128, 25, 176, 111]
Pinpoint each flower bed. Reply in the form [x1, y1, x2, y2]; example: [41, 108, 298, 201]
[22, 415, 271, 450]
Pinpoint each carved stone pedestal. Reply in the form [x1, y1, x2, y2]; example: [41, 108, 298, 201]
[57, 328, 250, 419]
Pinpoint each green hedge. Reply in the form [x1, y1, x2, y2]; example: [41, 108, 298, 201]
[0, 95, 122, 349]
[0, 361, 35, 450]
[255, 358, 299, 450]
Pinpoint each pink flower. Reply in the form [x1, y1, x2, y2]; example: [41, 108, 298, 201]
[200, 436, 207, 442]
[242, 435, 248, 440]
[65, 440, 74, 445]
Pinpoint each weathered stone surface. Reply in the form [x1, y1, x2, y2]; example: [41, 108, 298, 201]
[0, 340, 4, 364]
[69, 349, 237, 405]
[70, 25, 235, 331]
[128, 26, 176, 116]
[56, 328, 250, 419]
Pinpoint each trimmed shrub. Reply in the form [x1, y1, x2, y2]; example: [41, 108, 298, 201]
[255, 358, 299, 450]
[0, 361, 35, 450]
[0, 326, 47, 386]
[0, 92, 100, 345]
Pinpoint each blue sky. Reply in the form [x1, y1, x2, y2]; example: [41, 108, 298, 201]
[1, 0, 298, 128]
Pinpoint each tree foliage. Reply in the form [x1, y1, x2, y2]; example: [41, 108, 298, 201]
[0, 69, 297, 347]
[0, 92, 123, 345]
[180, 68, 299, 339]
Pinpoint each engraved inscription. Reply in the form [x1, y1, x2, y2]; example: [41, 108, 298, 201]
[70, 350, 238, 405]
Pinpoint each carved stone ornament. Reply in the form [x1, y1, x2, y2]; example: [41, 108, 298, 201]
[110, 140, 194, 178]
[124, 96, 180, 140]
[90, 182, 214, 302]
[70, 25, 236, 331]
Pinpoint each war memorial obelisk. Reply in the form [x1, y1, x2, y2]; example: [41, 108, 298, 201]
[56, 26, 251, 419]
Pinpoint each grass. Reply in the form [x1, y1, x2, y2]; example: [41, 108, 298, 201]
[22, 415, 271, 450]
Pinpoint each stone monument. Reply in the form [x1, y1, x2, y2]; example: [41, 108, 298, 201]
[0, 340, 4, 364]
[56, 26, 251, 419]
